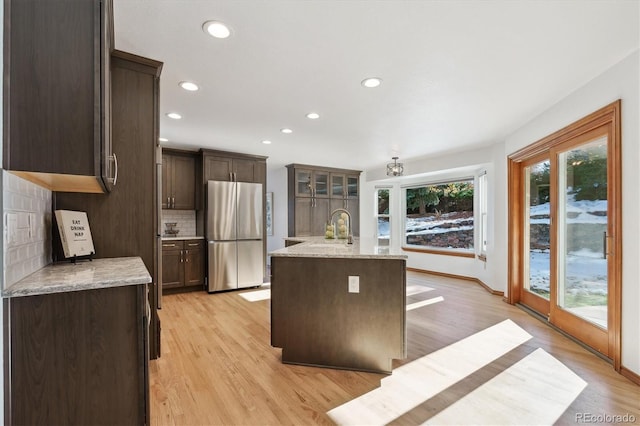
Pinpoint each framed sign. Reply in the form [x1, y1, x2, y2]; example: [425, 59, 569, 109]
[266, 192, 273, 236]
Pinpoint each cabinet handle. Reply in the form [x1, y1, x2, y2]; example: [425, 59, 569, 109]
[107, 153, 118, 185]
[180, 250, 184, 262]
[167, 197, 170, 208]
[185, 250, 189, 262]
[187, 243, 200, 247]
[172, 197, 175, 209]
[162, 243, 176, 247]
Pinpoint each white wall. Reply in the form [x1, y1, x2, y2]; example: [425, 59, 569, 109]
[504, 49, 640, 375]
[266, 166, 289, 266]
[362, 49, 639, 375]
[361, 145, 506, 292]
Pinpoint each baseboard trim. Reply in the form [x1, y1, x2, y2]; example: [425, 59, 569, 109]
[620, 366, 640, 386]
[406, 267, 504, 296]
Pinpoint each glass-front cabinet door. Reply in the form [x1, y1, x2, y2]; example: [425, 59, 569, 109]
[294, 169, 312, 197]
[331, 174, 345, 198]
[346, 175, 359, 198]
[313, 171, 329, 197]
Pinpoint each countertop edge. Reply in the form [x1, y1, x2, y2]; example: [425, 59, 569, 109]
[271, 237, 407, 260]
[2, 257, 152, 298]
[161, 235, 205, 241]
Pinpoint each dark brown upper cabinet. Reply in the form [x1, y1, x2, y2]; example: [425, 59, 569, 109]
[201, 150, 267, 185]
[162, 150, 196, 210]
[3, 0, 115, 193]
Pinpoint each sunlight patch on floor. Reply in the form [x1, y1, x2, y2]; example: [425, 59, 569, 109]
[406, 285, 434, 296]
[327, 319, 533, 425]
[239, 288, 271, 302]
[406, 296, 444, 311]
[423, 348, 587, 425]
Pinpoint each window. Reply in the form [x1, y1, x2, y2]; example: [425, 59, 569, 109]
[375, 187, 391, 246]
[404, 179, 474, 253]
[478, 172, 488, 258]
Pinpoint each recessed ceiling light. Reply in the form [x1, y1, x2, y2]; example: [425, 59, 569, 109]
[166, 112, 182, 120]
[158, 137, 168, 142]
[306, 112, 320, 119]
[262, 140, 272, 145]
[203, 20, 231, 38]
[361, 77, 382, 88]
[281, 128, 293, 134]
[179, 81, 199, 91]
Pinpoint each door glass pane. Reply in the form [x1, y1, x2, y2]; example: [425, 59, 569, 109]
[524, 160, 551, 300]
[557, 136, 608, 328]
[314, 172, 328, 196]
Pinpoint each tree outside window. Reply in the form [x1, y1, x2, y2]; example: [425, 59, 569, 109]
[405, 179, 474, 251]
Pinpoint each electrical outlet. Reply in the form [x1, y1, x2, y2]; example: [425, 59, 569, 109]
[348, 276, 359, 293]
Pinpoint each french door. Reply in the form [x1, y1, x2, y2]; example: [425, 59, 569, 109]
[509, 101, 621, 368]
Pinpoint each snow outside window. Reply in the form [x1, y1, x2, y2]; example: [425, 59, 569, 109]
[404, 178, 474, 252]
[375, 187, 391, 246]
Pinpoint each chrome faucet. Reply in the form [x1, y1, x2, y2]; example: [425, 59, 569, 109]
[330, 208, 353, 244]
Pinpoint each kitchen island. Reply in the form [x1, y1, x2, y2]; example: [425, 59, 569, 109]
[270, 237, 407, 373]
[3, 257, 151, 425]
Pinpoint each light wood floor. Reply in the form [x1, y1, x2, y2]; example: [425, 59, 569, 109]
[150, 271, 639, 425]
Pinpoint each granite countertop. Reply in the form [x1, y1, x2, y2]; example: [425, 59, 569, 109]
[161, 235, 205, 241]
[271, 236, 407, 260]
[2, 257, 152, 298]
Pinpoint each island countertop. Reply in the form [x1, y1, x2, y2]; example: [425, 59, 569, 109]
[2, 257, 152, 298]
[271, 236, 407, 259]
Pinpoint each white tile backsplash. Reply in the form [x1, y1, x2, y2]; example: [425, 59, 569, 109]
[161, 209, 197, 237]
[3, 171, 52, 288]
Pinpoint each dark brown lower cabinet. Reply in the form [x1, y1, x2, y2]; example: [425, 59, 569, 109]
[4, 284, 149, 425]
[162, 239, 205, 290]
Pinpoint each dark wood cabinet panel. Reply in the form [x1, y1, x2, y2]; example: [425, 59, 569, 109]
[203, 155, 234, 182]
[287, 164, 361, 237]
[200, 150, 267, 185]
[162, 150, 196, 209]
[162, 239, 205, 289]
[162, 243, 184, 289]
[5, 285, 149, 425]
[54, 50, 163, 359]
[184, 240, 206, 286]
[3, 0, 115, 193]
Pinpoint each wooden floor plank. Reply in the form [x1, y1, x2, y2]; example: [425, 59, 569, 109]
[150, 271, 639, 425]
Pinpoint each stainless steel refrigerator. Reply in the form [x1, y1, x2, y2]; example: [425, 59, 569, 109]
[207, 180, 264, 292]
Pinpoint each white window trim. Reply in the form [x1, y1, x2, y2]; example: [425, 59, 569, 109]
[375, 186, 392, 245]
[477, 171, 488, 259]
[401, 176, 476, 254]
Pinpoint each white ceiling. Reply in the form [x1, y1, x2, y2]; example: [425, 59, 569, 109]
[113, 1, 639, 174]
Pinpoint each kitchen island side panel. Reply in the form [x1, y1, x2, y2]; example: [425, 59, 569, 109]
[271, 256, 406, 373]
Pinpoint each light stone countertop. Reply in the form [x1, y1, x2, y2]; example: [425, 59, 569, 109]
[273, 236, 407, 260]
[2, 257, 152, 298]
[161, 235, 205, 241]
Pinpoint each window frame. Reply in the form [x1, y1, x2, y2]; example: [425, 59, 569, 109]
[477, 171, 488, 260]
[375, 186, 392, 246]
[402, 176, 476, 257]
